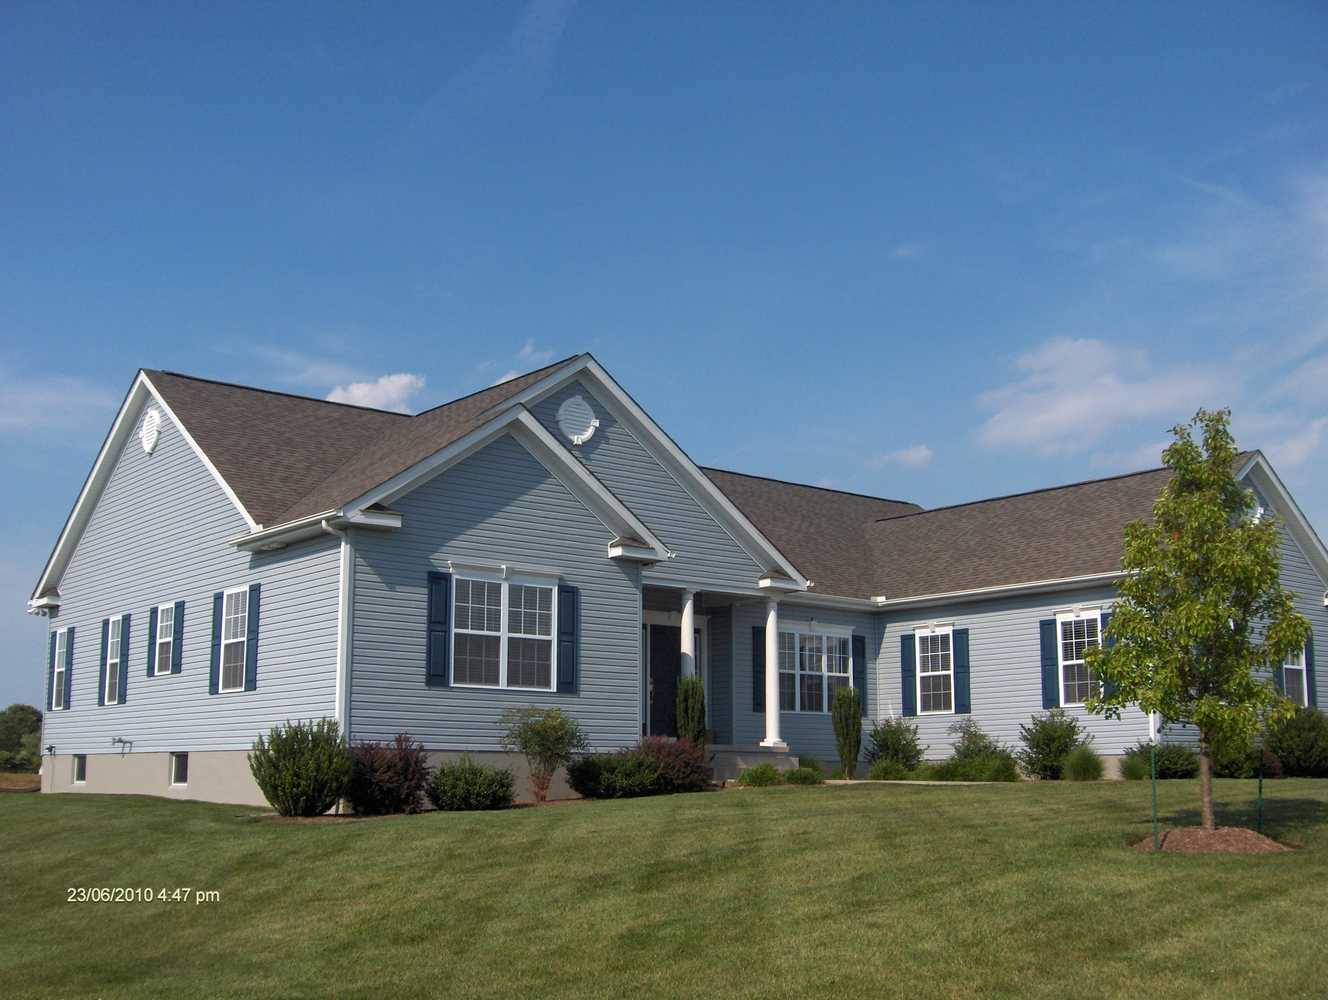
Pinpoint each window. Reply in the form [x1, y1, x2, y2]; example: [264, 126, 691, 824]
[73, 755, 86, 783]
[1284, 647, 1309, 707]
[917, 626, 954, 714]
[452, 577, 556, 690]
[105, 616, 123, 705]
[154, 604, 174, 676]
[1058, 612, 1101, 706]
[170, 752, 189, 786]
[52, 629, 69, 711]
[777, 626, 852, 713]
[220, 588, 248, 692]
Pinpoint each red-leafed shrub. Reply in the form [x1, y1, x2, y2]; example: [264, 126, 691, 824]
[637, 736, 712, 793]
[347, 733, 431, 815]
[567, 737, 713, 799]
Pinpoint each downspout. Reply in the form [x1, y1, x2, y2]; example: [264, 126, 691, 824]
[321, 519, 354, 743]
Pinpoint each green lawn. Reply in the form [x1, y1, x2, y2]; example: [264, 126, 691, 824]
[4, 780, 1328, 1000]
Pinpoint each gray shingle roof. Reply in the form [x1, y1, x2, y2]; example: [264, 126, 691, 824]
[146, 356, 578, 527]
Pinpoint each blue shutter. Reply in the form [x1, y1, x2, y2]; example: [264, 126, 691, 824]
[209, 592, 223, 695]
[1039, 619, 1059, 709]
[147, 606, 159, 676]
[752, 626, 765, 711]
[171, 601, 184, 674]
[117, 613, 130, 704]
[900, 634, 917, 717]
[98, 619, 109, 707]
[244, 584, 260, 692]
[1100, 612, 1118, 700]
[557, 584, 579, 694]
[1306, 634, 1317, 708]
[851, 634, 867, 706]
[953, 628, 971, 714]
[64, 627, 74, 709]
[426, 572, 451, 687]
[47, 633, 57, 712]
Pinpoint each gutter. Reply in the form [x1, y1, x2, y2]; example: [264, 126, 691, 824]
[871, 571, 1125, 611]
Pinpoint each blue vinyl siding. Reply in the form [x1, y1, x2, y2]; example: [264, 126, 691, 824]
[348, 432, 643, 750]
[41, 399, 340, 755]
[707, 606, 734, 744]
[529, 379, 765, 592]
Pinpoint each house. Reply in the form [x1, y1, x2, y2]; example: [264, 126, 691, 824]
[28, 354, 1328, 803]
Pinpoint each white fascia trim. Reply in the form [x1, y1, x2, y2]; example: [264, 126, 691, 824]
[487, 356, 810, 590]
[872, 571, 1125, 610]
[777, 592, 878, 612]
[1239, 452, 1328, 586]
[29, 371, 259, 607]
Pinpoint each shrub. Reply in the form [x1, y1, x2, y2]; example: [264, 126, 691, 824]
[783, 766, 823, 785]
[427, 755, 514, 811]
[1120, 755, 1148, 780]
[499, 707, 588, 803]
[831, 686, 863, 778]
[1266, 707, 1328, 777]
[1017, 709, 1087, 780]
[865, 718, 925, 770]
[1123, 741, 1199, 779]
[1062, 744, 1103, 781]
[1211, 730, 1258, 779]
[567, 738, 711, 799]
[248, 719, 351, 817]
[346, 733, 430, 815]
[675, 677, 707, 748]
[867, 759, 912, 781]
[736, 763, 783, 787]
[931, 752, 1019, 782]
[948, 717, 1002, 761]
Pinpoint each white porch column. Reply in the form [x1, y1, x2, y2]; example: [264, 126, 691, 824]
[680, 589, 697, 678]
[760, 598, 786, 749]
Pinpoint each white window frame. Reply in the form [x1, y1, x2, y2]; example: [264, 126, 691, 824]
[776, 621, 853, 714]
[104, 614, 124, 705]
[153, 603, 175, 677]
[1056, 608, 1102, 708]
[73, 754, 87, 783]
[1284, 646, 1309, 707]
[169, 752, 189, 787]
[51, 628, 69, 711]
[915, 623, 955, 716]
[219, 586, 249, 694]
[451, 571, 559, 692]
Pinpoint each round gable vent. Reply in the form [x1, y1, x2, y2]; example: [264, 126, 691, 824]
[555, 393, 599, 446]
[140, 407, 162, 454]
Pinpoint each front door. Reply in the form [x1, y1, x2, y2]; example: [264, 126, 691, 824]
[648, 625, 681, 737]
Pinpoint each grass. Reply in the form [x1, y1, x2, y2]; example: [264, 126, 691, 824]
[3, 780, 1328, 999]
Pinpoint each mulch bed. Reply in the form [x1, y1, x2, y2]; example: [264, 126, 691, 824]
[0, 773, 41, 793]
[1134, 826, 1292, 854]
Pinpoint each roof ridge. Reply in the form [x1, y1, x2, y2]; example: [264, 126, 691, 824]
[145, 369, 414, 417]
[703, 466, 919, 507]
[409, 354, 584, 417]
[874, 463, 1179, 522]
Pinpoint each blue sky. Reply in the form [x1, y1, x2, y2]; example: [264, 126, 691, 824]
[3, 2, 1327, 707]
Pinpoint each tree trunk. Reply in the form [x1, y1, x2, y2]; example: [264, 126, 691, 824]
[1198, 731, 1215, 832]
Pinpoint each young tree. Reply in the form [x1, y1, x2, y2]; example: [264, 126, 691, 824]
[1087, 409, 1310, 831]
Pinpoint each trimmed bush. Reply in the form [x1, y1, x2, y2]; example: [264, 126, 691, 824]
[1017, 709, 1086, 780]
[1266, 707, 1328, 777]
[931, 752, 1019, 782]
[249, 719, 351, 817]
[831, 686, 863, 778]
[783, 766, 823, 785]
[427, 755, 514, 811]
[1123, 741, 1199, 779]
[1120, 755, 1148, 780]
[867, 759, 912, 781]
[865, 717, 926, 771]
[566, 738, 712, 799]
[1062, 744, 1103, 781]
[346, 733, 430, 815]
[675, 676, 707, 748]
[499, 707, 588, 803]
[736, 763, 783, 787]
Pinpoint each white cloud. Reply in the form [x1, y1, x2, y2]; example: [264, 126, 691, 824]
[492, 370, 522, 385]
[0, 372, 120, 431]
[870, 444, 934, 468]
[516, 338, 554, 366]
[977, 337, 1234, 456]
[252, 346, 361, 388]
[1267, 416, 1328, 469]
[891, 243, 924, 260]
[326, 373, 426, 413]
